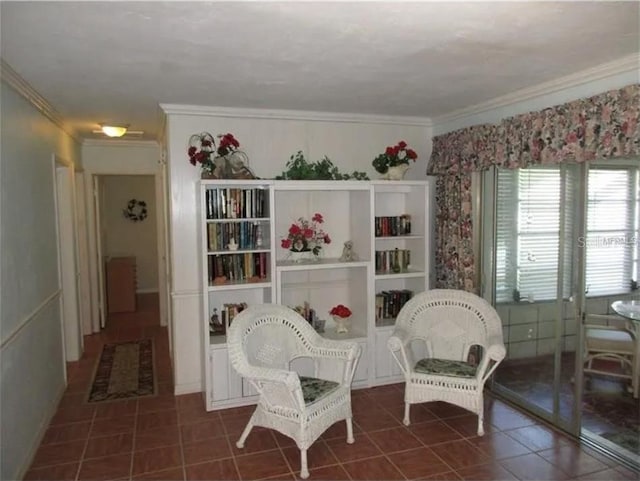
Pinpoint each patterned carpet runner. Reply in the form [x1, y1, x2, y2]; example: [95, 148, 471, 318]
[88, 339, 155, 402]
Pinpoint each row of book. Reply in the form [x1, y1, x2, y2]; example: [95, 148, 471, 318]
[375, 289, 413, 321]
[205, 188, 268, 220]
[209, 302, 248, 336]
[374, 215, 411, 237]
[207, 221, 265, 251]
[207, 253, 268, 283]
[375, 249, 411, 273]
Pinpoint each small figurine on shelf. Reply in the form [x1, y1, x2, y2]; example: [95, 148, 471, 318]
[339, 240, 358, 262]
[255, 223, 263, 248]
[210, 308, 225, 335]
[227, 238, 238, 251]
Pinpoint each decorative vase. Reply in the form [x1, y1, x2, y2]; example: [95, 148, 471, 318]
[381, 163, 410, 180]
[200, 169, 217, 180]
[288, 250, 319, 263]
[332, 315, 351, 334]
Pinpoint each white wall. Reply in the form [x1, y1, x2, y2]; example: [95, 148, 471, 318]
[101, 175, 158, 292]
[162, 106, 432, 394]
[0, 80, 81, 480]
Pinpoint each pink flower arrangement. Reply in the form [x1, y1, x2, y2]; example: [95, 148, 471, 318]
[281, 213, 331, 255]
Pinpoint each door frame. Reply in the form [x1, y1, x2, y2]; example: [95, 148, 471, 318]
[83, 146, 169, 333]
[52, 154, 82, 362]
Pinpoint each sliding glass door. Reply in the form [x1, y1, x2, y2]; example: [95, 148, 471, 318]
[482, 163, 584, 434]
[481, 159, 639, 464]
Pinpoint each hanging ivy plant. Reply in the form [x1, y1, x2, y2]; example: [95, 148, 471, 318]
[123, 199, 148, 222]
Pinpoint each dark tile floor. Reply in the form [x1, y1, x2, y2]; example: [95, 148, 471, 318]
[498, 354, 640, 456]
[24, 297, 638, 481]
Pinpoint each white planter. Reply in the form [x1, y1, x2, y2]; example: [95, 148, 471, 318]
[381, 164, 410, 180]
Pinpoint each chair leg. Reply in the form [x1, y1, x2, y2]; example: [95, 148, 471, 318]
[236, 419, 254, 448]
[300, 448, 309, 479]
[346, 418, 354, 444]
[477, 414, 485, 437]
[403, 402, 411, 426]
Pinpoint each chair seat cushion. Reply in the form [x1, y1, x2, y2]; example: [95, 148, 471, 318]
[299, 376, 340, 405]
[414, 358, 477, 378]
[586, 328, 634, 352]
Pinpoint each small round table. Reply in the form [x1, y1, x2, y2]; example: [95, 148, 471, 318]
[611, 299, 640, 322]
[610, 299, 640, 398]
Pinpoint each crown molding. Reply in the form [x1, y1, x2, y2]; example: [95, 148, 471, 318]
[82, 139, 160, 148]
[0, 59, 81, 142]
[159, 103, 433, 127]
[434, 53, 640, 126]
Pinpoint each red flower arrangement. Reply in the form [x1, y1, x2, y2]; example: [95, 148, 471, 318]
[372, 140, 418, 174]
[187, 132, 242, 175]
[281, 213, 331, 255]
[330, 304, 352, 318]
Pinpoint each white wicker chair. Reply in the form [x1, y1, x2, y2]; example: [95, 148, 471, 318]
[387, 289, 506, 436]
[227, 304, 361, 479]
[583, 313, 638, 398]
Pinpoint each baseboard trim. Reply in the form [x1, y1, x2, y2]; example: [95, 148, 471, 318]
[174, 382, 202, 396]
[16, 382, 66, 480]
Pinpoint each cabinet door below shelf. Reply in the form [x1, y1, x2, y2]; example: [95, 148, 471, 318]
[210, 347, 243, 403]
[374, 329, 403, 381]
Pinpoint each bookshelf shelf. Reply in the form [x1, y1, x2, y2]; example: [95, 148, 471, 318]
[200, 179, 432, 411]
[374, 270, 426, 280]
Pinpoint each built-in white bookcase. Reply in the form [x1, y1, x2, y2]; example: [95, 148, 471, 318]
[199, 179, 431, 410]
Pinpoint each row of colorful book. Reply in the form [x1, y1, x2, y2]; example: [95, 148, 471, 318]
[374, 215, 411, 237]
[375, 249, 411, 273]
[207, 221, 265, 251]
[375, 289, 413, 322]
[204, 188, 267, 220]
[207, 252, 268, 284]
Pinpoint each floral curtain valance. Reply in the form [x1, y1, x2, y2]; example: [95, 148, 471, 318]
[428, 83, 640, 174]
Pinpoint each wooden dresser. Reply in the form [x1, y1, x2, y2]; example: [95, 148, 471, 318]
[106, 256, 137, 313]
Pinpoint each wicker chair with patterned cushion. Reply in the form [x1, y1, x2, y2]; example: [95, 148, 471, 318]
[387, 289, 506, 436]
[227, 304, 361, 479]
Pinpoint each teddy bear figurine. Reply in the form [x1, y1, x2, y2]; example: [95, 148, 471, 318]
[339, 240, 358, 262]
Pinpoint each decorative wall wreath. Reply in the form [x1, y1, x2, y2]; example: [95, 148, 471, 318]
[123, 199, 148, 222]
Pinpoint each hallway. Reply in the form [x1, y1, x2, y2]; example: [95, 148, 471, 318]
[24, 295, 637, 481]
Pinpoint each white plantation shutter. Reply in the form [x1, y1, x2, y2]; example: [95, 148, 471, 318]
[585, 168, 639, 295]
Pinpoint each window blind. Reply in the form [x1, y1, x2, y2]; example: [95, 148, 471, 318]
[585, 168, 638, 295]
[495, 168, 574, 303]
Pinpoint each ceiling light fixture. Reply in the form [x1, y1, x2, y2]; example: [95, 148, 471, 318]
[100, 124, 129, 137]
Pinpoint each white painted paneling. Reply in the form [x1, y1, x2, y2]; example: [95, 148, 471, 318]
[1, 82, 80, 480]
[171, 293, 202, 394]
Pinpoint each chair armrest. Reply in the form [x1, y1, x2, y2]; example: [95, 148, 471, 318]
[239, 365, 300, 390]
[387, 327, 411, 351]
[311, 338, 360, 361]
[387, 327, 414, 375]
[486, 339, 506, 361]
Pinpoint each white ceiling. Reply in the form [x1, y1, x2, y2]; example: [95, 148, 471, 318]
[1, 1, 638, 141]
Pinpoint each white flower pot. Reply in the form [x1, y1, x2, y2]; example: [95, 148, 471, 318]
[332, 315, 351, 334]
[381, 164, 410, 180]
